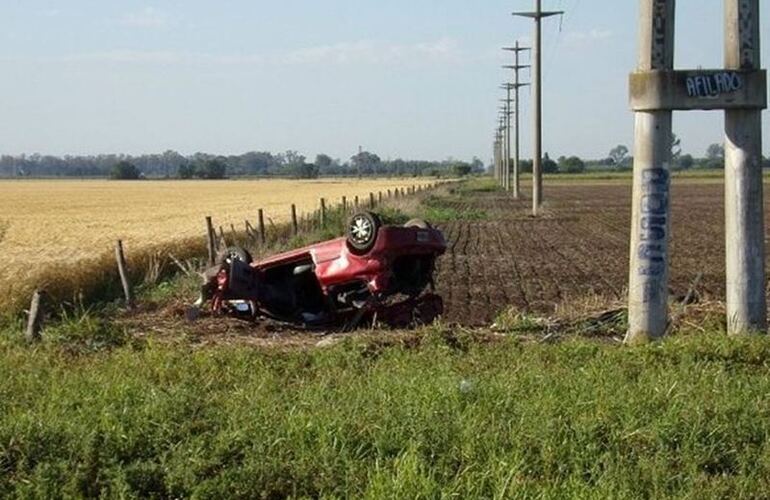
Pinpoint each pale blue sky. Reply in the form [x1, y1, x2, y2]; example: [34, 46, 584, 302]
[0, 1, 767, 161]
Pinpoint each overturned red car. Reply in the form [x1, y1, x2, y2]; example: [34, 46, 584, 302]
[196, 211, 446, 329]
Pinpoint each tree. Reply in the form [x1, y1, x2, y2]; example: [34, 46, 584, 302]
[110, 161, 140, 180]
[470, 157, 485, 173]
[677, 154, 694, 170]
[608, 145, 629, 167]
[178, 163, 196, 179]
[706, 143, 725, 159]
[295, 162, 319, 179]
[315, 154, 333, 171]
[282, 150, 306, 175]
[558, 156, 585, 174]
[160, 150, 185, 178]
[542, 153, 558, 174]
[705, 143, 725, 169]
[350, 151, 382, 177]
[452, 163, 472, 177]
[670, 133, 681, 161]
[197, 159, 227, 179]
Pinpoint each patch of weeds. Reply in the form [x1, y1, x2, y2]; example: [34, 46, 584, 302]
[420, 196, 487, 222]
[43, 307, 130, 353]
[136, 273, 201, 303]
[423, 206, 487, 222]
[0, 315, 25, 345]
[286, 234, 310, 249]
[493, 308, 544, 335]
[564, 308, 628, 338]
[376, 207, 410, 225]
[451, 178, 500, 195]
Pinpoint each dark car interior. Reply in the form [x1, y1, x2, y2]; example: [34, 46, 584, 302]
[258, 258, 327, 320]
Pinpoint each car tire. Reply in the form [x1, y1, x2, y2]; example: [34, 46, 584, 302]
[347, 211, 381, 253]
[404, 218, 432, 229]
[218, 246, 253, 266]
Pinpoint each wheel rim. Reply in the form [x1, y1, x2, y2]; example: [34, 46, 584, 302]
[350, 215, 373, 245]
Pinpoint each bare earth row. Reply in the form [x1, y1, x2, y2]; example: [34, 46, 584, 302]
[433, 180, 761, 326]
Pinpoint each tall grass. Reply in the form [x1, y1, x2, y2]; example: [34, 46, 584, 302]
[2, 329, 770, 497]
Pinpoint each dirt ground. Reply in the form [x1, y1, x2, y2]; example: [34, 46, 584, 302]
[434, 178, 766, 326]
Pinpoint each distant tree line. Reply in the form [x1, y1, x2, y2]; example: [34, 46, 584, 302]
[496, 138, 770, 176]
[0, 150, 486, 179]
[604, 137, 770, 171]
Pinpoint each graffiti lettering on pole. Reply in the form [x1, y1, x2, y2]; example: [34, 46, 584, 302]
[739, 0, 756, 68]
[637, 168, 669, 283]
[685, 72, 744, 99]
[650, 0, 669, 69]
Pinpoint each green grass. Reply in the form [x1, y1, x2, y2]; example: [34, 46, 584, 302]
[3, 326, 770, 498]
[420, 194, 488, 222]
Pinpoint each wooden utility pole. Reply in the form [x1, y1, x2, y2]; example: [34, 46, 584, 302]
[514, 0, 563, 215]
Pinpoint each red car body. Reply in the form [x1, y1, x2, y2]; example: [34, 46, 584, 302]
[206, 222, 446, 327]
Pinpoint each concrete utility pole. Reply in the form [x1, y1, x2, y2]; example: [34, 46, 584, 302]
[724, 0, 766, 335]
[626, 0, 766, 342]
[514, 0, 563, 216]
[500, 92, 514, 191]
[626, 0, 676, 343]
[497, 116, 506, 186]
[494, 128, 503, 183]
[503, 42, 531, 199]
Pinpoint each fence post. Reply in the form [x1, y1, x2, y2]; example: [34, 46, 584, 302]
[115, 239, 133, 309]
[378, 191, 383, 204]
[354, 196, 359, 209]
[25, 290, 44, 343]
[258, 209, 266, 244]
[291, 204, 298, 235]
[320, 198, 326, 227]
[342, 196, 347, 212]
[369, 192, 375, 209]
[205, 216, 216, 266]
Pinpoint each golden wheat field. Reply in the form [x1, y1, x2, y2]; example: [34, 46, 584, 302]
[0, 178, 432, 313]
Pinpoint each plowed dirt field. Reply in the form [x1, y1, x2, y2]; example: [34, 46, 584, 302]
[433, 179, 767, 326]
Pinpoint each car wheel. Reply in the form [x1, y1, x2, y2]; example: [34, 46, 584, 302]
[218, 246, 253, 266]
[347, 211, 381, 253]
[404, 218, 432, 229]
